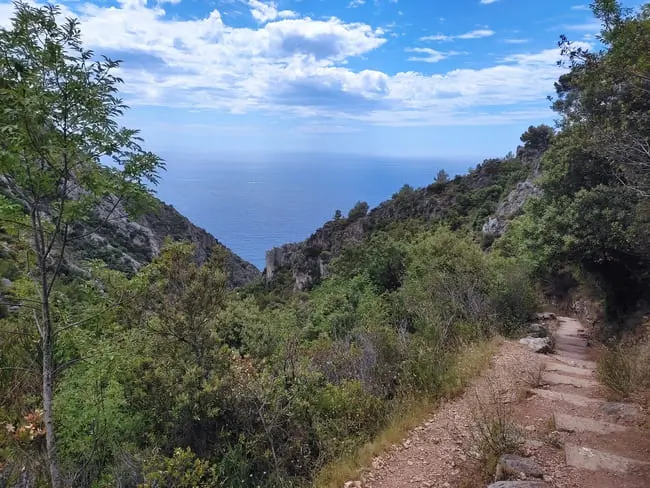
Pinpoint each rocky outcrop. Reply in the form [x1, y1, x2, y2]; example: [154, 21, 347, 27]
[482, 180, 542, 238]
[68, 198, 260, 287]
[265, 218, 365, 290]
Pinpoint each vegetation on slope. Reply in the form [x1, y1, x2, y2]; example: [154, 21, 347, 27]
[1, 1, 649, 487]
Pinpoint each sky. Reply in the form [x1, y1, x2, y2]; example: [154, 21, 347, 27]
[0, 0, 639, 158]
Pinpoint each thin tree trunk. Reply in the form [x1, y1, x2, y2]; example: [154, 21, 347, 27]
[41, 306, 62, 488]
[32, 207, 62, 488]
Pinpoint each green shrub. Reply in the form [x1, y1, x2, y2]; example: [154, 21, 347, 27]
[347, 201, 369, 221]
[312, 380, 387, 457]
[140, 448, 220, 488]
[489, 258, 539, 336]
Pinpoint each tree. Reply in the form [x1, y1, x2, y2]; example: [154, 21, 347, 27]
[348, 201, 369, 221]
[0, 4, 163, 487]
[333, 209, 343, 220]
[435, 169, 449, 184]
[500, 1, 650, 319]
[554, 0, 650, 196]
[520, 125, 554, 153]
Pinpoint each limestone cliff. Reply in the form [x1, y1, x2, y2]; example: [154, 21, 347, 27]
[481, 179, 542, 238]
[67, 198, 260, 287]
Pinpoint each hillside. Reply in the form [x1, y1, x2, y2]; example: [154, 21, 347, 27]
[67, 196, 260, 288]
[0, 175, 260, 288]
[264, 133, 548, 291]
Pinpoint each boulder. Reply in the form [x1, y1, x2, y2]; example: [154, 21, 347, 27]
[527, 323, 547, 338]
[519, 337, 552, 354]
[495, 454, 544, 480]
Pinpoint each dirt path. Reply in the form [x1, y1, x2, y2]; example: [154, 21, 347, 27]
[354, 317, 650, 488]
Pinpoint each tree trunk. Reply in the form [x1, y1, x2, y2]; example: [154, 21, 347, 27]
[33, 206, 62, 488]
[41, 290, 62, 488]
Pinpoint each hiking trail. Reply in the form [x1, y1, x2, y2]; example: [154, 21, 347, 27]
[348, 316, 650, 488]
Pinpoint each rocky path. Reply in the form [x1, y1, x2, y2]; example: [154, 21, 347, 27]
[354, 317, 650, 488]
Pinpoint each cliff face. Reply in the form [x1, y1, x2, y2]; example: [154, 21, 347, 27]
[265, 155, 539, 291]
[481, 180, 542, 238]
[68, 198, 260, 288]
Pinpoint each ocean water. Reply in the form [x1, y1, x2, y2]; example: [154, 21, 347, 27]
[154, 153, 472, 269]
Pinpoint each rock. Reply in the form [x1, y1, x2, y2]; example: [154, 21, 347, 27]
[482, 180, 542, 238]
[535, 312, 556, 321]
[524, 439, 544, 450]
[0, 176, 260, 288]
[600, 402, 642, 421]
[530, 388, 602, 408]
[343, 481, 362, 488]
[554, 413, 627, 435]
[495, 454, 544, 480]
[541, 372, 598, 388]
[565, 444, 650, 472]
[488, 482, 549, 488]
[519, 337, 552, 354]
[1, 278, 12, 288]
[527, 323, 547, 338]
[544, 362, 594, 376]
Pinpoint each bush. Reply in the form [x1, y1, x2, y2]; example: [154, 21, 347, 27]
[312, 380, 388, 458]
[347, 201, 369, 221]
[489, 258, 539, 337]
[400, 228, 494, 344]
[139, 447, 220, 488]
[598, 341, 650, 402]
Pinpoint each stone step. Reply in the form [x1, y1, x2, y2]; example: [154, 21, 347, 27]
[530, 388, 603, 407]
[565, 443, 650, 473]
[551, 355, 597, 370]
[600, 401, 643, 421]
[487, 482, 549, 488]
[554, 412, 627, 434]
[544, 362, 594, 377]
[542, 372, 599, 388]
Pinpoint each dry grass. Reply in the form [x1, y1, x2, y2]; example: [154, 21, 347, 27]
[312, 339, 498, 488]
[597, 341, 650, 403]
[468, 379, 523, 482]
[524, 362, 546, 389]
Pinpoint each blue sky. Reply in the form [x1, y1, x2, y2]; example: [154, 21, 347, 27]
[0, 0, 638, 158]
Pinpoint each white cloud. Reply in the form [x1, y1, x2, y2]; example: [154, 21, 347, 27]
[458, 28, 495, 39]
[348, 0, 365, 7]
[406, 47, 464, 63]
[480, 0, 500, 4]
[553, 21, 601, 32]
[248, 0, 297, 23]
[504, 38, 529, 44]
[0, 1, 581, 127]
[421, 28, 495, 42]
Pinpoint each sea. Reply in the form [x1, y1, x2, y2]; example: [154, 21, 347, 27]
[154, 153, 474, 269]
